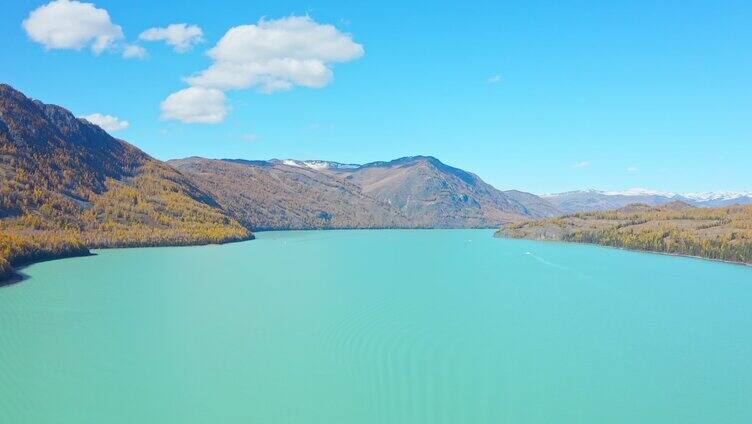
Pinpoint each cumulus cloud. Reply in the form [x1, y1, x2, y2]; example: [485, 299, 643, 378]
[81, 113, 129, 132]
[573, 161, 590, 169]
[122, 44, 147, 59]
[139, 23, 204, 52]
[22, 0, 124, 54]
[488, 75, 502, 84]
[160, 16, 362, 124]
[185, 16, 364, 93]
[160, 87, 228, 124]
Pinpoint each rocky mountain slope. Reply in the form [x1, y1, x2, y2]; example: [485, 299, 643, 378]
[322, 156, 560, 226]
[170, 156, 560, 229]
[496, 201, 752, 265]
[543, 189, 752, 213]
[168, 157, 410, 230]
[0, 84, 250, 282]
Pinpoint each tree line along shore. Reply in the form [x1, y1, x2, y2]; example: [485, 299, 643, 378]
[496, 202, 752, 266]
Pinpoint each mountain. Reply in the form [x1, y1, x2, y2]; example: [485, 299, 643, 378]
[170, 155, 560, 230]
[321, 156, 560, 226]
[541, 189, 675, 213]
[543, 188, 752, 213]
[675, 192, 752, 208]
[0, 84, 250, 281]
[496, 201, 752, 265]
[167, 157, 409, 230]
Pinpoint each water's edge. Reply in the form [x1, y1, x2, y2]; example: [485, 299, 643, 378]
[0, 234, 256, 287]
[495, 233, 752, 269]
[6, 229, 749, 288]
[1, 228, 506, 285]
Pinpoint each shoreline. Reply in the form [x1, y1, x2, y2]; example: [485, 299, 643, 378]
[0, 228, 503, 286]
[0, 233, 256, 287]
[494, 232, 752, 268]
[0, 250, 95, 288]
[6, 228, 748, 287]
[252, 226, 499, 233]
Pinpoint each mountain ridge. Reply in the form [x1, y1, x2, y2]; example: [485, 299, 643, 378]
[169, 155, 560, 230]
[542, 188, 752, 213]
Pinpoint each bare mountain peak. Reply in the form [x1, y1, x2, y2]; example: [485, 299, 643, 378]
[357, 155, 481, 186]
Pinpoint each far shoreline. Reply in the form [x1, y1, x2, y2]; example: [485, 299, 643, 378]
[494, 233, 752, 269]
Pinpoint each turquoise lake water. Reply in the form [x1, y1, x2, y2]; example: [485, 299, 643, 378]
[1, 229, 751, 423]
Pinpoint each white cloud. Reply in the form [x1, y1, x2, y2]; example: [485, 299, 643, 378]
[161, 16, 363, 124]
[626, 165, 639, 172]
[122, 44, 147, 59]
[22, 0, 124, 54]
[241, 133, 258, 141]
[160, 87, 228, 124]
[573, 161, 590, 169]
[139, 23, 203, 52]
[488, 75, 502, 84]
[81, 113, 129, 132]
[185, 16, 364, 93]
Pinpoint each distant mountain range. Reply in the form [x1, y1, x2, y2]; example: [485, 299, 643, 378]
[542, 189, 752, 214]
[169, 156, 559, 230]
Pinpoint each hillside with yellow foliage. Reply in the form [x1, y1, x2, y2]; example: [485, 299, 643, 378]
[0, 84, 250, 282]
[496, 201, 752, 265]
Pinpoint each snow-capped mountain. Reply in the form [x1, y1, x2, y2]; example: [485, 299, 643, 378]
[602, 188, 676, 197]
[542, 188, 752, 213]
[276, 159, 360, 170]
[602, 188, 752, 201]
[680, 191, 752, 201]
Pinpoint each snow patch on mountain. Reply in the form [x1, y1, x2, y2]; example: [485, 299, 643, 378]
[680, 191, 752, 201]
[301, 160, 360, 170]
[545, 188, 750, 201]
[603, 188, 676, 197]
[282, 159, 302, 167]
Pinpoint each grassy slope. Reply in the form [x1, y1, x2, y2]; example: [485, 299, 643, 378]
[496, 203, 752, 265]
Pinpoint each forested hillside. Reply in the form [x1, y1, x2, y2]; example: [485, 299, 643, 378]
[0, 84, 250, 282]
[496, 202, 752, 265]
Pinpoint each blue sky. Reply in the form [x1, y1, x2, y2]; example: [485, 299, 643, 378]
[2, 0, 751, 194]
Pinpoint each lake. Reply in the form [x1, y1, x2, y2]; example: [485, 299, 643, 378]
[1, 229, 751, 423]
